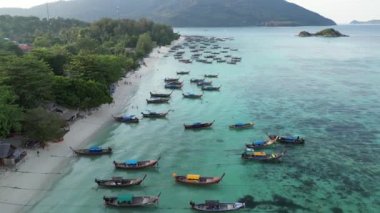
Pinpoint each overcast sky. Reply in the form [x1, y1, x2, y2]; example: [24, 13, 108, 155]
[0, 0, 379, 24]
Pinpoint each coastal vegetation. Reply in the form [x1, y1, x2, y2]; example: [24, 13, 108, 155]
[0, 15, 179, 142]
[0, 0, 336, 27]
[298, 28, 348, 37]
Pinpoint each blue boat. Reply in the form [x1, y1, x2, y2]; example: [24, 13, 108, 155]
[113, 115, 139, 123]
[269, 135, 305, 144]
[245, 136, 278, 149]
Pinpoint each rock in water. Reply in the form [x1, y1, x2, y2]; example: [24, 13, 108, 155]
[298, 28, 348, 37]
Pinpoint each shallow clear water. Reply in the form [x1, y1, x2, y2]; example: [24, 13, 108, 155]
[29, 26, 380, 213]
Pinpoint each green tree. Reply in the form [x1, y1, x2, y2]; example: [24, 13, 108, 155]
[23, 107, 66, 143]
[0, 39, 23, 56]
[31, 47, 71, 75]
[135, 33, 153, 57]
[1, 56, 54, 108]
[68, 54, 125, 85]
[0, 87, 23, 138]
[52, 76, 112, 109]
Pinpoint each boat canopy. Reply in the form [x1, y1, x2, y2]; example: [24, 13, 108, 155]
[186, 174, 200, 180]
[117, 194, 133, 202]
[125, 160, 138, 165]
[253, 140, 265, 145]
[89, 146, 102, 152]
[205, 200, 220, 207]
[122, 115, 135, 120]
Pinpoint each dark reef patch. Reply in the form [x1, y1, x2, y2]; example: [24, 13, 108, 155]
[331, 207, 344, 213]
[237, 194, 310, 211]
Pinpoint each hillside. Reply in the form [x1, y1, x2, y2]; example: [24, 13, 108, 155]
[0, 0, 336, 27]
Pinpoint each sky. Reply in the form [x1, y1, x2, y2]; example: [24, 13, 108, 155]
[0, 0, 379, 24]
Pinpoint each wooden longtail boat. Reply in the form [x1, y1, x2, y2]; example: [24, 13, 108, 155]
[184, 121, 215, 129]
[165, 84, 183, 89]
[173, 173, 225, 185]
[201, 86, 220, 91]
[190, 200, 245, 212]
[183, 93, 203, 99]
[146, 98, 170, 104]
[229, 122, 255, 129]
[141, 111, 168, 118]
[95, 175, 147, 188]
[150, 91, 173, 98]
[241, 149, 284, 162]
[164, 78, 180, 82]
[113, 157, 160, 170]
[113, 115, 139, 123]
[70, 146, 112, 156]
[204, 74, 218, 78]
[269, 135, 305, 144]
[197, 81, 212, 86]
[190, 78, 205, 83]
[103, 193, 160, 207]
[177, 71, 190, 75]
[245, 137, 278, 149]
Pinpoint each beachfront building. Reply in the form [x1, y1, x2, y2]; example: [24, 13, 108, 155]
[0, 142, 27, 167]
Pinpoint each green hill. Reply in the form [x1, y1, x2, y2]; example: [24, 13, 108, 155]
[0, 0, 335, 27]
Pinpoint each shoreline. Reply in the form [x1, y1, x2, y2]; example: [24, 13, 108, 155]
[0, 38, 183, 213]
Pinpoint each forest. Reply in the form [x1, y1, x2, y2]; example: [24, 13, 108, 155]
[0, 15, 179, 142]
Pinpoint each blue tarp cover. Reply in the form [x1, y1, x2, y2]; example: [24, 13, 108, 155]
[122, 115, 135, 120]
[254, 140, 265, 145]
[125, 160, 138, 165]
[89, 146, 102, 153]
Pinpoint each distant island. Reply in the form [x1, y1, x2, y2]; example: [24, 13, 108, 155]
[350, 20, 380, 25]
[298, 28, 348, 37]
[0, 0, 336, 27]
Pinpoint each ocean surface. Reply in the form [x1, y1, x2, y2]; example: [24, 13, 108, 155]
[29, 25, 380, 213]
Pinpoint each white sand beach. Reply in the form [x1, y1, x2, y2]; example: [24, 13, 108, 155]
[0, 38, 182, 213]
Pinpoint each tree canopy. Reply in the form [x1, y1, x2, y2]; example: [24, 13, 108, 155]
[0, 15, 178, 139]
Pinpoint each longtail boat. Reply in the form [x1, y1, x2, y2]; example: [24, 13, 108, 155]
[184, 121, 215, 129]
[204, 74, 218, 78]
[241, 148, 284, 162]
[150, 91, 173, 98]
[177, 71, 190, 75]
[95, 175, 147, 188]
[141, 111, 168, 118]
[202, 86, 220, 91]
[70, 146, 112, 156]
[245, 137, 278, 149]
[165, 84, 183, 89]
[103, 193, 160, 207]
[113, 157, 160, 170]
[190, 78, 205, 83]
[269, 135, 305, 144]
[183, 93, 203, 99]
[146, 98, 170, 104]
[164, 78, 180, 82]
[197, 81, 212, 87]
[190, 200, 245, 212]
[113, 115, 139, 123]
[229, 122, 255, 129]
[173, 173, 225, 185]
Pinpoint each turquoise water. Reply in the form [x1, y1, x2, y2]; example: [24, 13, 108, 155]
[29, 26, 380, 213]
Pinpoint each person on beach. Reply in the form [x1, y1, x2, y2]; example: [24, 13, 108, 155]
[37, 150, 40, 157]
